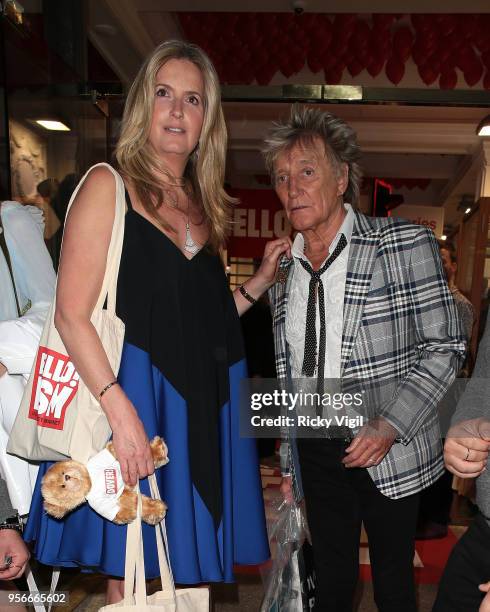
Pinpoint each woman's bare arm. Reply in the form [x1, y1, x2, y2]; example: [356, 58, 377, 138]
[233, 238, 291, 316]
[54, 166, 153, 486]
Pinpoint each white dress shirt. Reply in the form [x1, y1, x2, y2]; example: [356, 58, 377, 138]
[286, 203, 354, 379]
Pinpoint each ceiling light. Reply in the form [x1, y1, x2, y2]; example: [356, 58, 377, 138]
[441, 234, 447, 241]
[35, 120, 70, 131]
[465, 207, 471, 214]
[477, 115, 490, 136]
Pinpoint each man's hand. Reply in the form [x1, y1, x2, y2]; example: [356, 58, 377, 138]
[479, 582, 490, 612]
[343, 417, 398, 468]
[0, 363, 7, 378]
[444, 418, 490, 478]
[0, 530, 30, 581]
[280, 476, 294, 504]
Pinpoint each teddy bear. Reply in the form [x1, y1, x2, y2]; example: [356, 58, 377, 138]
[41, 436, 169, 525]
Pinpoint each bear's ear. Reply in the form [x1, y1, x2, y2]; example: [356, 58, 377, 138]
[44, 501, 68, 519]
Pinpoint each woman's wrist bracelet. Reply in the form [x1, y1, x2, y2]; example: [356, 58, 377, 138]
[99, 380, 119, 401]
[239, 284, 258, 305]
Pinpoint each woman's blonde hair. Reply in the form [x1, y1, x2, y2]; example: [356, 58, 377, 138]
[115, 40, 233, 251]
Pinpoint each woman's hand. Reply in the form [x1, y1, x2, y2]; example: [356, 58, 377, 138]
[255, 238, 292, 288]
[234, 237, 292, 316]
[103, 386, 154, 487]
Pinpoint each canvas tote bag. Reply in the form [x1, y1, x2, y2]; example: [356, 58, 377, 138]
[101, 474, 210, 612]
[7, 163, 125, 463]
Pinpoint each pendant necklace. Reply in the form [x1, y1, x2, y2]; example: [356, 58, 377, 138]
[163, 184, 200, 254]
[184, 218, 199, 254]
[183, 190, 199, 255]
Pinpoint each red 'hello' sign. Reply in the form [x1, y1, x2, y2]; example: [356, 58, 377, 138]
[227, 189, 292, 258]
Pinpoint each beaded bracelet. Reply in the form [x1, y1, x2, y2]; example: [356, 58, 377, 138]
[239, 284, 258, 305]
[99, 380, 119, 400]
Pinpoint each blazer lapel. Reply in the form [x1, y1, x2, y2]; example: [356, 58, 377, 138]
[341, 212, 380, 375]
[271, 255, 294, 381]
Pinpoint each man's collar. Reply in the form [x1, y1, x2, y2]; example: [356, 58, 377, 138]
[291, 203, 354, 259]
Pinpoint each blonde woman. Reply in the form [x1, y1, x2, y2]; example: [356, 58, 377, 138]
[24, 41, 284, 604]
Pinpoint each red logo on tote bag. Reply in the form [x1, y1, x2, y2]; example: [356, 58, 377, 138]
[28, 347, 80, 429]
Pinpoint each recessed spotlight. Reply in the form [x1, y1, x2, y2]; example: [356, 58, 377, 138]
[441, 234, 447, 241]
[35, 120, 70, 131]
[465, 207, 471, 214]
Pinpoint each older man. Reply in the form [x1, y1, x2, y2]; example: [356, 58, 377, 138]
[258, 106, 465, 612]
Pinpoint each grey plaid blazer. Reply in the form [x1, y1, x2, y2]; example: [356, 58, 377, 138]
[269, 211, 466, 500]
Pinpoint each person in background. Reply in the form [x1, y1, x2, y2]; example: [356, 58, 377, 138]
[417, 241, 476, 539]
[36, 178, 61, 268]
[0, 200, 55, 519]
[36, 179, 60, 241]
[0, 476, 29, 612]
[433, 310, 490, 612]
[439, 241, 474, 361]
[263, 105, 465, 612]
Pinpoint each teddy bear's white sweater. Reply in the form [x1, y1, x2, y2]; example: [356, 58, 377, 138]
[85, 448, 125, 521]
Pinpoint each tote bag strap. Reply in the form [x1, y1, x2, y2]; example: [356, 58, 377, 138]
[123, 483, 147, 607]
[91, 164, 126, 316]
[148, 473, 176, 595]
[56, 162, 126, 317]
[122, 477, 177, 606]
[25, 562, 46, 612]
[24, 563, 61, 612]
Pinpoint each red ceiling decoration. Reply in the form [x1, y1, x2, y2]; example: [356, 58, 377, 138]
[381, 178, 432, 190]
[177, 12, 490, 89]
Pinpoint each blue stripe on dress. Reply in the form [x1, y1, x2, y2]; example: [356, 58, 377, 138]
[24, 342, 269, 582]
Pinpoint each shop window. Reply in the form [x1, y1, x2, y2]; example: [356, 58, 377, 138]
[228, 257, 255, 289]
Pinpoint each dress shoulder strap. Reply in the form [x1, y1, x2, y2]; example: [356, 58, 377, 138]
[124, 188, 134, 212]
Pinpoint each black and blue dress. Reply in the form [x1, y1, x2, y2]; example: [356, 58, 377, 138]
[24, 190, 269, 582]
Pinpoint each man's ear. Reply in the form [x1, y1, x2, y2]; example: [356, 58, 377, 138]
[337, 162, 349, 197]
